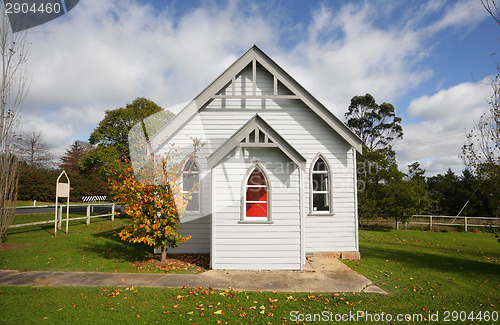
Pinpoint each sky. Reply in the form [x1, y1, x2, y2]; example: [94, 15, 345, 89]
[13, 0, 500, 176]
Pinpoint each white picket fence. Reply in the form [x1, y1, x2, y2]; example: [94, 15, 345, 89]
[9, 203, 118, 229]
[411, 215, 500, 232]
[361, 215, 500, 232]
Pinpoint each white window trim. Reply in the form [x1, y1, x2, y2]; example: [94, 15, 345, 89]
[239, 162, 273, 224]
[309, 153, 334, 216]
[182, 159, 201, 215]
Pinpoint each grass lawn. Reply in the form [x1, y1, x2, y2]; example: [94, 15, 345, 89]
[2, 215, 208, 274]
[15, 200, 101, 207]
[16, 200, 53, 207]
[0, 219, 499, 324]
[11, 211, 112, 226]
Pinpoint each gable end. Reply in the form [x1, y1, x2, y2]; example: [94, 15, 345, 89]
[151, 45, 362, 155]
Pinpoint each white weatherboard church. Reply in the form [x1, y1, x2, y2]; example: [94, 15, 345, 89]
[151, 46, 362, 271]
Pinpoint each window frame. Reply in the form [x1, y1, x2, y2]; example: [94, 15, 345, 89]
[239, 162, 273, 224]
[181, 159, 201, 215]
[309, 153, 334, 215]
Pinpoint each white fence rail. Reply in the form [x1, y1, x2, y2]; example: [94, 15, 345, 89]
[9, 203, 118, 229]
[361, 215, 500, 232]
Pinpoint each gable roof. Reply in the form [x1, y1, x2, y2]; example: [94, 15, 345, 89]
[207, 114, 307, 170]
[150, 45, 362, 154]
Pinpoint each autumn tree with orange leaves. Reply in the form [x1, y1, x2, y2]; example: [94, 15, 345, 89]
[112, 138, 203, 262]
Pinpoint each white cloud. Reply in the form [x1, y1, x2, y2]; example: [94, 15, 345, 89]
[14, 0, 490, 172]
[275, 2, 433, 117]
[395, 79, 491, 175]
[426, 0, 487, 33]
[22, 0, 277, 155]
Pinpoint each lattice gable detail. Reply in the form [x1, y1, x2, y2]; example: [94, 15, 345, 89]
[214, 59, 297, 99]
[240, 126, 275, 147]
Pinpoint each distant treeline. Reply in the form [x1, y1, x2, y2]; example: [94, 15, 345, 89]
[17, 164, 109, 203]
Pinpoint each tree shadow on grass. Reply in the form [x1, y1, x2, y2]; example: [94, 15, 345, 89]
[86, 228, 210, 272]
[363, 233, 499, 261]
[8, 218, 100, 237]
[359, 225, 392, 232]
[86, 227, 154, 266]
[6, 222, 84, 237]
[361, 245, 500, 278]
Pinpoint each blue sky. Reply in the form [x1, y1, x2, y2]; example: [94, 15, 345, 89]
[17, 0, 499, 175]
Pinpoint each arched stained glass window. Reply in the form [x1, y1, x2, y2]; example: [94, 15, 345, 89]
[244, 166, 268, 218]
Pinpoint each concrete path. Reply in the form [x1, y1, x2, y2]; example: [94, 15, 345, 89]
[0, 257, 387, 294]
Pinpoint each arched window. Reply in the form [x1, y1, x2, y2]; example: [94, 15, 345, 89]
[182, 159, 200, 213]
[310, 154, 332, 214]
[243, 164, 270, 220]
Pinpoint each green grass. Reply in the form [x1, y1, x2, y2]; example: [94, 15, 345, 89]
[343, 230, 499, 317]
[11, 212, 112, 225]
[16, 200, 53, 207]
[2, 216, 206, 274]
[1, 222, 499, 324]
[0, 287, 369, 324]
[15, 200, 99, 207]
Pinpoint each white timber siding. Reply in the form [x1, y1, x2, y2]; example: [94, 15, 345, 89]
[213, 147, 301, 270]
[304, 146, 358, 253]
[167, 215, 211, 254]
[162, 161, 212, 254]
[159, 58, 358, 263]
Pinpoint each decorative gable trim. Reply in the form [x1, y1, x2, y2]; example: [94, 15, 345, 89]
[150, 45, 362, 154]
[207, 114, 306, 170]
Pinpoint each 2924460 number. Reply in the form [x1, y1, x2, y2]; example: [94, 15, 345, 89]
[443, 310, 498, 322]
[4, 2, 61, 14]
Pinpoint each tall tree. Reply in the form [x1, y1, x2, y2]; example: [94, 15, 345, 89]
[0, 11, 29, 240]
[426, 169, 464, 216]
[346, 94, 430, 223]
[78, 144, 127, 186]
[59, 140, 94, 171]
[57, 140, 109, 201]
[407, 162, 426, 187]
[356, 147, 430, 223]
[16, 127, 53, 168]
[345, 94, 403, 157]
[89, 97, 173, 159]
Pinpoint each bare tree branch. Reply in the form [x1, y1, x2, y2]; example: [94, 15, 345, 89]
[16, 127, 54, 168]
[461, 73, 500, 216]
[481, 0, 500, 25]
[0, 10, 30, 240]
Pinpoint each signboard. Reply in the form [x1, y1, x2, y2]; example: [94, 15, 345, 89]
[54, 170, 70, 235]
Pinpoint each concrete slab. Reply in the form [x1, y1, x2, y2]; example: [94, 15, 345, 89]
[363, 285, 388, 295]
[307, 255, 352, 272]
[0, 257, 386, 294]
[302, 260, 314, 272]
[0, 270, 17, 282]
